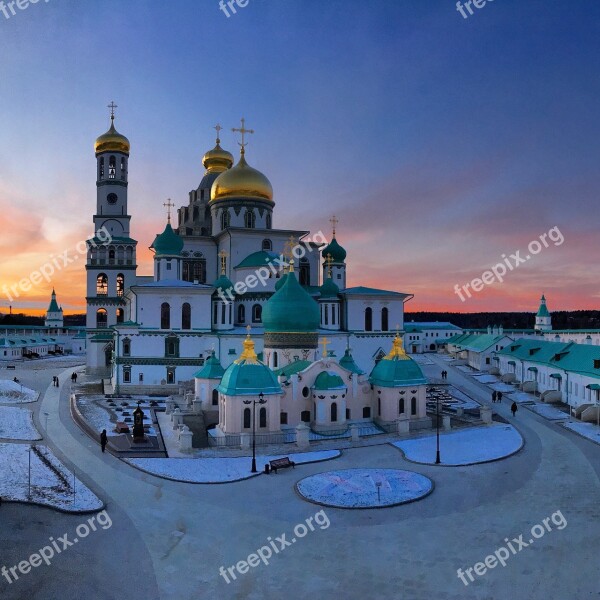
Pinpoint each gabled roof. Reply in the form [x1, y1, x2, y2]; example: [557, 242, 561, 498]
[273, 359, 312, 377]
[451, 333, 512, 352]
[343, 286, 409, 297]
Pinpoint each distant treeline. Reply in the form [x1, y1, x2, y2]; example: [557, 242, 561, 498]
[0, 314, 86, 326]
[406, 311, 600, 331]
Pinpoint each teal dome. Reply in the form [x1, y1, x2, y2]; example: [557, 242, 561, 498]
[151, 223, 184, 256]
[194, 353, 225, 379]
[339, 349, 364, 374]
[263, 270, 319, 332]
[369, 336, 427, 387]
[213, 273, 234, 292]
[319, 276, 340, 299]
[313, 370, 346, 391]
[275, 272, 288, 291]
[322, 236, 346, 263]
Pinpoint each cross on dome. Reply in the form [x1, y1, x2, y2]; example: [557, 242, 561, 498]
[214, 123, 223, 143]
[232, 117, 254, 155]
[107, 101, 118, 121]
[163, 199, 175, 224]
[320, 336, 330, 358]
[330, 215, 339, 237]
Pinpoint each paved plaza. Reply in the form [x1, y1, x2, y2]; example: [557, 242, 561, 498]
[1, 355, 599, 599]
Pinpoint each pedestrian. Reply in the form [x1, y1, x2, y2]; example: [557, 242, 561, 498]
[511, 402, 517, 417]
[492, 391, 497, 403]
[52, 376, 56, 386]
[100, 429, 107, 453]
[497, 391, 503, 403]
[441, 370, 445, 380]
[71, 372, 75, 383]
[74, 373, 78, 383]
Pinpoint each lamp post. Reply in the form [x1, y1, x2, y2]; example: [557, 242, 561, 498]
[243, 392, 266, 473]
[435, 396, 441, 464]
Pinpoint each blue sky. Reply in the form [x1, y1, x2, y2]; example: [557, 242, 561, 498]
[0, 0, 599, 313]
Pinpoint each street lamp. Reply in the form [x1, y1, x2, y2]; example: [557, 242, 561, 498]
[243, 392, 266, 473]
[435, 395, 441, 464]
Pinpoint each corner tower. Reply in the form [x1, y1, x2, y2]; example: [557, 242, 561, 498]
[535, 294, 552, 332]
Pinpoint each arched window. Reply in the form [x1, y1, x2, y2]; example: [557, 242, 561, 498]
[363, 406, 371, 418]
[116, 308, 124, 323]
[244, 210, 256, 228]
[259, 407, 267, 428]
[96, 308, 107, 328]
[238, 304, 245, 323]
[381, 307, 389, 332]
[411, 397, 417, 415]
[108, 155, 116, 179]
[365, 307, 373, 332]
[273, 351, 278, 368]
[122, 338, 130, 356]
[220, 209, 230, 230]
[299, 257, 310, 286]
[252, 304, 262, 323]
[98, 157, 105, 180]
[399, 398, 405, 414]
[212, 389, 219, 406]
[120, 157, 126, 180]
[243, 408, 251, 428]
[161, 302, 170, 329]
[96, 273, 108, 296]
[331, 402, 338, 422]
[108, 248, 115, 265]
[182, 303, 191, 329]
[266, 214, 272, 229]
[262, 239, 272, 251]
[324, 305, 329, 325]
[116, 273, 124, 297]
[378, 398, 381, 416]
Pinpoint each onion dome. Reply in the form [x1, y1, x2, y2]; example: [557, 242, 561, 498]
[95, 115, 130, 155]
[151, 223, 184, 256]
[275, 272, 289, 291]
[210, 148, 273, 204]
[322, 237, 346, 264]
[194, 352, 225, 379]
[369, 334, 427, 388]
[202, 131, 234, 173]
[313, 370, 346, 391]
[213, 273, 234, 292]
[319, 275, 340, 299]
[263, 266, 319, 333]
[216, 332, 281, 396]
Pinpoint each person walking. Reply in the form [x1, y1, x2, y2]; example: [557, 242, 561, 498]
[74, 372, 78, 383]
[511, 402, 518, 417]
[100, 429, 108, 453]
[492, 391, 497, 403]
[497, 391, 503, 403]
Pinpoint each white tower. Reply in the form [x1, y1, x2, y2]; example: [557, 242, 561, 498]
[535, 294, 552, 332]
[45, 289, 63, 329]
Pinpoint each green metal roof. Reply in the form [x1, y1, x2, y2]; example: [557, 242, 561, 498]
[235, 250, 280, 269]
[273, 359, 312, 377]
[450, 333, 510, 352]
[194, 353, 225, 379]
[47, 290, 61, 313]
[339, 349, 364, 374]
[319, 276, 340, 299]
[313, 371, 346, 390]
[369, 355, 427, 388]
[151, 223, 184, 256]
[537, 295, 550, 317]
[213, 273, 234, 292]
[217, 359, 281, 396]
[343, 286, 407, 297]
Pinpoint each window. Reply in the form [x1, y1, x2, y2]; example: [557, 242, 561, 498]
[266, 214, 272, 229]
[139, 373, 144, 383]
[116, 308, 124, 323]
[220, 209, 230, 230]
[299, 258, 310, 286]
[399, 398, 405, 414]
[324, 305, 329, 325]
[161, 303, 170, 329]
[363, 406, 371, 418]
[365, 307, 373, 332]
[302, 386, 310, 398]
[381, 307, 389, 332]
[243, 408, 251, 429]
[346, 409, 351, 419]
[273, 351, 278, 368]
[182, 303, 191, 330]
[123, 367, 131, 383]
[99, 157, 104, 179]
[109, 248, 115, 264]
[238, 304, 245, 323]
[182, 259, 207, 283]
[244, 210, 256, 228]
[252, 304, 262, 323]
[96, 273, 108, 296]
[301, 410, 311, 422]
[167, 368, 175, 384]
[212, 389, 219, 406]
[108, 155, 116, 179]
[331, 402, 338, 422]
[262, 239, 272, 251]
[332, 305, 336, 326]
[280, 412, 288, 425]
[213, 303, 218, 325]
[120, 157, 126, 179]
[221, 303, 226, 325]
[259, 407, 267, 428]
[411, 397, 417, 415]
[96, 308, 107, 328]
[378, 398, 381, 416]
[107, 193, 118, 205]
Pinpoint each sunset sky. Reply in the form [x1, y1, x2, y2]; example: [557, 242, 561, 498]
[0, 0, 599, 315]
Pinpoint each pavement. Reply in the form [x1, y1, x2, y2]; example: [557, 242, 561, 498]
[1, 355, 599, 599]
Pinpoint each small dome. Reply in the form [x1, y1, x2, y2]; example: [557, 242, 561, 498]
[339, 349, 364, 374]
[313, 371, 346, 391]
[202, 141, 234, 173]
[263, 268, 319, 333]
[194, 353, 225, 379]
[275, 272, 288, 291]
[319, 276, 340, 299]
[95, 118, 130, 155]
[211, 152, 273, 203]
[151, 223, 184, 256]
[369, 335, 427, 388]
[322, 236, 346, 263]
[213, 273, 234, 292]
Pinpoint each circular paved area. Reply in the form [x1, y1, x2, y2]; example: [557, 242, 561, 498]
[295, 468, 433, 508]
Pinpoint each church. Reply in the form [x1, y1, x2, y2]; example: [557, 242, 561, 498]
[85, 107, 419, 407]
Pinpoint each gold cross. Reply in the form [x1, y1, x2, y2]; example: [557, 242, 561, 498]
[284, 235, 298, 261]
[330, 215, 339, 236]
[320, 337, 330, 358]
[246, 324, 252, 336]
[163, 199, 175, 224]
[218, 250, 228, 275]
[214, 123, 223, 143]
[326, 253, 333, 278]
[232, 117, 254, 152]
[107, 101, 118, 120]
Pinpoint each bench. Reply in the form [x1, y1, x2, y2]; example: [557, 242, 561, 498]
[269, 457, 295, 473]
[115, 421, 130, 433]
[6, 365, 15, 370]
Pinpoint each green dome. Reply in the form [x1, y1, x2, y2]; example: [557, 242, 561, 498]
[151, 223, 184, 256]
[263, 270, 319, 332]
[322, 236, 346, 263]
[313, 370, 346, 391]
[194, 353, 225, 379]
[213, 273, 234, 292]
[369, 335, 427, 387]
[319, 276, 340, 299]
[275, 272, 288, 291]
[339, 349, 364, 374]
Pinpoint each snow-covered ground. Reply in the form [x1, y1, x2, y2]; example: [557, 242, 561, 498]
[447, 386, 481, 410]
[0, 443, 103, 512]
[472, 374, 499, 384]
[412, 355, 435, 366]
[489, 383, 517, 393]
[0, 379, 39, 404]
[125, 449, 341, 483]
[0, 406, 42, 440]
[509, 391, 536, 403]
[562, 420, 600, 445]
[527, 403, 569, 421]
[295, 468, 433, 508]
[76, 396, 158, 436]
[456, 366, 482, 375]
[392, 424, 523, 465]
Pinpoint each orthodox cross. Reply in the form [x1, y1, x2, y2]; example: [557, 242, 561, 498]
[163, 199, 175, 224]
[232, 117, 254, 153]
[320, 337, 330, 358]
[326, 253, 334, 278]
[107, 101, 117, 121]
[218, 250, 228, 274]
[214, 123, 223, 143]
[330, 215, 339, 236]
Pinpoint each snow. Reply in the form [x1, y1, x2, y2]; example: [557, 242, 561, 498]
[125, 450, 341, 483]
[0, 379, 39, 404]
[76, 396, 158, 436]
[295, 468, 433, 508]
[490, 383, 517, 393]
[562, 420, 600, 445]
[412, 355, 435, 365]
[456, 366, 482, 375]
[0, 443, 103, 512]
[0, 406, 42, 440]
[392, 424, 523, 465]
[509, 391, 536, 403]
[527, 403, 569, 421]
[472, 374, 499, 384]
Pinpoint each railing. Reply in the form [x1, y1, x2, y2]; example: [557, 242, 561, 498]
[208, 434, 241, 447]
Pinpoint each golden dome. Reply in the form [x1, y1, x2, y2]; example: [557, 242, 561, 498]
[95, 117, 130, 155]
[210, 150, 273, 203]
[203, 141, 234, 173]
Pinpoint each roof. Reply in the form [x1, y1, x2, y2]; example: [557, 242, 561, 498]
[194, 354, 225, 379]
[450, 333, 512, 352]
[321, 237, 346, 263]
[404, 322, 462, 332]
[319, 276, 340, 299]
[343, 286, 409, 297]
[150, 223, 184, 256]
[537, 295, 550, 317]
[273, 359, 312, 377]
[339, 349, 364, 374]
[217, 360, 281, 396]
[235, 250, 281, 269]
[369, 356, 427, 387]
[313, 371, 346, 391]
[47, 291, 61, 313]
